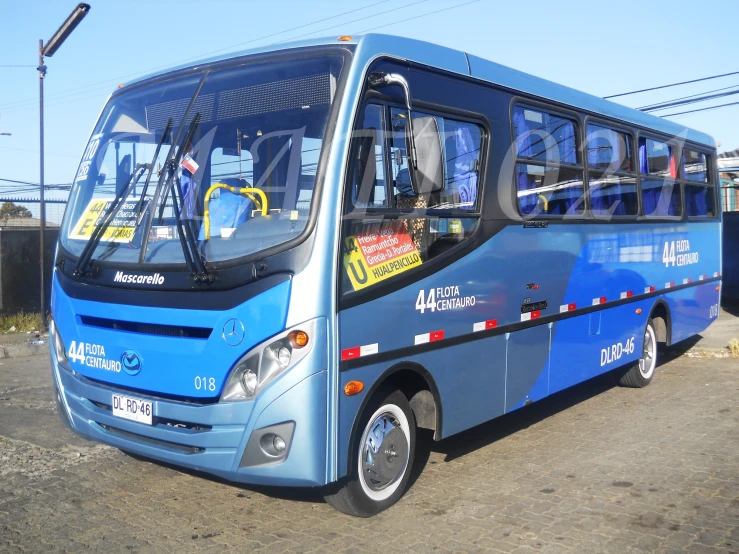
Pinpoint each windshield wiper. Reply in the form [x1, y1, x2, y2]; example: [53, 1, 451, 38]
[138, 113, 210, 281]
[72, 163, 149, 277]
[72, 118, 173, 278]
[159, 114, 206, 279]
[171, 167, 210, 281]
[135, 118, 173, 225]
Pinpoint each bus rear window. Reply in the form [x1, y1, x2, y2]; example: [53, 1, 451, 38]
[685, 184, 715, 217]
[683, 149, 708, 183]
[639, 138, 675, 177]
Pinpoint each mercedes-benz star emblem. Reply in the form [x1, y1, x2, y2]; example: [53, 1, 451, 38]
[222, 318, 245, 346]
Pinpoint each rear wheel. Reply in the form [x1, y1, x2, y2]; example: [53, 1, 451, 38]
[324, 389, 415, 517]
[619, 319, 657, 388]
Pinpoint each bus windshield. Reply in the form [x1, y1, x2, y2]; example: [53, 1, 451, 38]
[60, 54, 344, 267]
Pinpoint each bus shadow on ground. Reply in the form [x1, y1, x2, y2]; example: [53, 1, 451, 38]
[126, 338, 698, 506]
[417, 337, 699, 466]
[122, 450, 326, 504]
[721, 301, 739, 317]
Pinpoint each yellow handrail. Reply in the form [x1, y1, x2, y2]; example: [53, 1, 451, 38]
[537, 193, 549, 212]
[203, 183, 269, 240]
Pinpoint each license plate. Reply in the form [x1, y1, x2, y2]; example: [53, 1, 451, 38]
[112, 394, 152, 425]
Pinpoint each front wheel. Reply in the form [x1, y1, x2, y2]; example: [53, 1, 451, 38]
[324, 389, 416, 517]
[619, 319, 657, 388]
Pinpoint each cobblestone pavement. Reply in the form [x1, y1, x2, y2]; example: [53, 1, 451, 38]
[0, 349, 737, 553]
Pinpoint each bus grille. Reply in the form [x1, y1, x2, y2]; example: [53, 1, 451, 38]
[80, 315, 212, 339]
[98, 423, 204, 454]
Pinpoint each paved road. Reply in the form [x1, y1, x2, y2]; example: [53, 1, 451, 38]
[1, 348, 737, 553]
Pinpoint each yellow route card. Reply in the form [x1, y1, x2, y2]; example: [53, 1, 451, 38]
[343, 222, 422, 291]
[69, 198, 147, 243]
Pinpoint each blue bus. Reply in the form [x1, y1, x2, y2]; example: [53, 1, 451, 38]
[50, 34, 722, 516]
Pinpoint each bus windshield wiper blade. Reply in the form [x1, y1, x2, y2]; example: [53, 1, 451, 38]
[73, 163, 149, 277]
[138, 113, 209, 281]
[74, 118, 173, 278]
[135, 118, 173, 225]
[138, 72, 207, 270]
[154, 114, 207, 279]
[157, 113, 200, 226]
[172, 169, 211, 281]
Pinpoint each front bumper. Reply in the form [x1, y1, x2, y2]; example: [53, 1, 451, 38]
[50, 330, 329, 488]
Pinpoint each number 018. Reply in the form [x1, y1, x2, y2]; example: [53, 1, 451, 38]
[194, 376, 216, 391]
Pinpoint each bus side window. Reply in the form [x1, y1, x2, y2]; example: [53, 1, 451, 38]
[683, 149, 715, 217]
[341, 106, 483, 296]
[639, 137, 681, 217]
[513, 106, 584, 218]
[586, 124, 638, 217]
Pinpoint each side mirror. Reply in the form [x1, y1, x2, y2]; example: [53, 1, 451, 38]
[406, 116, 444, 195]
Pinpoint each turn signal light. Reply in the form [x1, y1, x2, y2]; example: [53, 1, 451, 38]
[289, 330, 309, 348]
[344, 380, 364, 396]
[337, 35, 353, 41]
[635, 308, 642, 314]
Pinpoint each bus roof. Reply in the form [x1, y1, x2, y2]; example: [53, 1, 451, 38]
[127, 33, 715, 148]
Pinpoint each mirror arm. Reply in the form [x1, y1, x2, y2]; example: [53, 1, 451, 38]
[367, 72, 417, 169]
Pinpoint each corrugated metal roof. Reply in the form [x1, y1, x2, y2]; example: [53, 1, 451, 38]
[0, 217, 60, 229]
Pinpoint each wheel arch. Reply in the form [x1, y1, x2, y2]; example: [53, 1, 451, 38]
[344, 361, 443, 478]
[650, 299, 672, 346]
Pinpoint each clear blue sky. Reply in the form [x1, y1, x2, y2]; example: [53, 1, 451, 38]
[1, 0, 738, 190]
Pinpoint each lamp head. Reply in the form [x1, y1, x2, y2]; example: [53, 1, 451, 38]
[43, 3, 91, 58]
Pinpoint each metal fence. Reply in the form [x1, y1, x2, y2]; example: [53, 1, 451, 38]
[0, 196, 67, 227]
[722, 180, 739, 212]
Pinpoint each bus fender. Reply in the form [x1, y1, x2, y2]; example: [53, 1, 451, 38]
[344, 361, 443, 477]
[650, 300, 672, 345]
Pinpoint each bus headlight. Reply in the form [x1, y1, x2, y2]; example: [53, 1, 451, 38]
[221, 319, 316, 402]
[241, 369, 258, 395]
[49, 320, 71, 371]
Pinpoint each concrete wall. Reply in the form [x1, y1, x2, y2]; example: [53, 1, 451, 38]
[0, 229, 58, 314]
[723, 212, 739, 305]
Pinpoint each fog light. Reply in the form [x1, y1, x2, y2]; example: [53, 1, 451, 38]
[258, 431, 290, 457]
[241, 369, 257, 395]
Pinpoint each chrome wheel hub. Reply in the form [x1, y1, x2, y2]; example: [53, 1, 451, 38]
[362, 412, 409, 492]
[638, 327, 656, 378]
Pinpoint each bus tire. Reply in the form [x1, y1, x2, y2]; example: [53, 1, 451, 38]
[619, 319, 657, 388]
[324, 389, 416, 517]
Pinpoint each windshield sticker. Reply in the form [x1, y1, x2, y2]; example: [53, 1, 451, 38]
[69, 197, 149, 243]
[74, 133, 102, 185]
[343, 222, 422, 291]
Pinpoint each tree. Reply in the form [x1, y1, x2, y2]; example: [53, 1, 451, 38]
[0, 202, 32, 218]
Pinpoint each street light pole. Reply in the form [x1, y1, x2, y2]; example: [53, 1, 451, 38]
[37, 3, 90, 327]
[38, 39, 46, 325]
